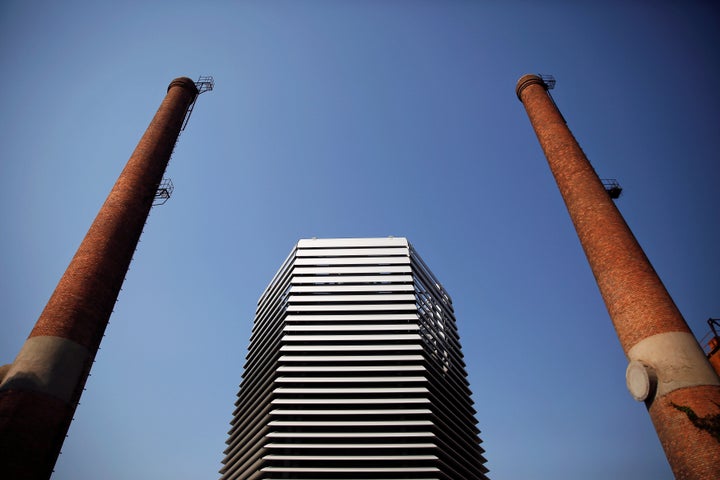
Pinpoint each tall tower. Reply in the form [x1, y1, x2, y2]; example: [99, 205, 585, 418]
[221, 237, 489, 480]
[0, 76, 212, 480]
[516, 74, 720, 479]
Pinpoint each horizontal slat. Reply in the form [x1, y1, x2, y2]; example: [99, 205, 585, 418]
[277, 365, 424, 372]
[282, 334, 420, 341]
[280, 344, 423, 351]
[269, 409, 431, 415]
[273, 387, 428, 394]
[289, 294, 416, 303]
[264, 454, 438, 460]
[296, 247, 409, 257]
[290, 284, 415, 293]
[288, 304, 416, 312]
[268, 420, 433, 426]
[292, 274, 413, 284]
[293, 266, 411, 275]
[285, 313, 417, 321]
[265, 442, 436, 448]
[275, 376, 426, 383]
[297, 238, 408, 248]
[271, 398, 430, 404]
[266, 431, 435, 438]
[262, 467, 438, 474]
[284, 325, 419, 332]
[295, 256, 409, 266]
[279, 355, 424, 362]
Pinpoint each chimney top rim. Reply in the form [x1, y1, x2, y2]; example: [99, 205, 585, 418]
[515, 74, 546, 101]
[168, 77, 199, 95]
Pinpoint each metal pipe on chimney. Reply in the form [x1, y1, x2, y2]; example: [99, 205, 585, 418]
[0, 77, 199, 479]
[515, 74, 720, 479]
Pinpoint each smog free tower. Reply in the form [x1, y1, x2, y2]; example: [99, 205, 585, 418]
[516, 74, 720, 479]
[221, 237, 489, 480]
[0, 76, 212, 479]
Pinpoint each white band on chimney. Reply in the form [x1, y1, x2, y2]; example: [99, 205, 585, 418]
[627, 331, 720, 401]
[0, 336, 90, 404]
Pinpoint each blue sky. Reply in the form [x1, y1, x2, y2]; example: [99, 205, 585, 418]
[1, 1, 718, 479]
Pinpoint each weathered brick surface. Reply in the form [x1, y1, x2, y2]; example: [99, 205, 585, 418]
[517, 74, 720, 479]
[29, 77, 198, 350]
[649, 385, 720, 480]
[0, 77, 199, 479]
[516, 75, 688, 352]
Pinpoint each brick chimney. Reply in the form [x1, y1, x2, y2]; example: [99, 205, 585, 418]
[516, 74, 720, 479]
[0, 77, 199, 479]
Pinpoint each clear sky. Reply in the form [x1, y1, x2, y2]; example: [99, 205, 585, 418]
[1, 1, 718, 479]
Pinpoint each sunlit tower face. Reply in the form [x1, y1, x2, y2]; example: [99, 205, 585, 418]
[220, 237, 488, 480]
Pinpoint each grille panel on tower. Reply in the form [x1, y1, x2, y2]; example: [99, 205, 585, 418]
[221, 238, 488, 480]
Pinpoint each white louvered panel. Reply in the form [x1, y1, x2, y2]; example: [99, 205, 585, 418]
[291, 274, 413, 284]
[262, 467, 439, 474]
[268, 420, 433, 427]
[295, 256, 410, 266]
[293, 265, 412, 275]
[279, 344, 423, 351]
[222, 238, 488, 480]
[279, 355, 424, 362]
[274, 376, 426, 383]
[277, 365, 424, 372]
[270, 409, 432, 415]
[283, 324, 419, 332]
[297, 238, 409, 248]
[288, 304, 415, 312]
[285, 313, 417, 321]
[265, 431, 436, 438]
[296, 247, 409, 257]
[271, 398, 431, 404]
[288, 294, 416, 303]
[273, 387, 429, 394]
[264, 454, 438, 461]
[290, 284, 415, 293]
[265, 442, 436, 448]
[282, 334, 420, 341]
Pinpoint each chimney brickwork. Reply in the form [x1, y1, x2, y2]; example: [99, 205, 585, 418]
[0, 77, 199, 480]
[516, 74, 720, 479]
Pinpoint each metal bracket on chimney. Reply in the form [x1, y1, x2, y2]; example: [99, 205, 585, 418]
[181, 75, 214, 131]
[601, 178, 623, 199]
[153, 178, 174, 206]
